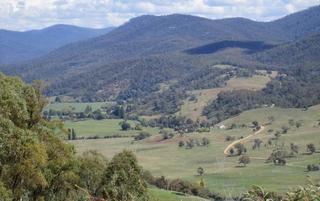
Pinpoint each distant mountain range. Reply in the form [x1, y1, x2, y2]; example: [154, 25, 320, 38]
[1, 5, 320, 101]
[0, 25, 114, 64]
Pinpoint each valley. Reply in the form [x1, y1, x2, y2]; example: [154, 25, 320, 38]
[1, 3, 320, 201]
[69, 105, 320, 198]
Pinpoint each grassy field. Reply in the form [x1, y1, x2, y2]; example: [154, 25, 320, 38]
[44, 102, 110, 112]
[71, 105, 320, 198]
[65, 119, 163, 137]
[177, 74, 272, 120]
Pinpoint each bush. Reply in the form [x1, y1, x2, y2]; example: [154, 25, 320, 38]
[120, 121, 131, 131]
[134, 132, 151, 141]
[239, 155, 250, 167]
[178, 141, 185, 147]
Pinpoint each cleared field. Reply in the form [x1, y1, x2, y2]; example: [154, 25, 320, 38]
[177, 74, 272, 120]
[44, 102, 110, 112]
[71, 105, 320, 197]
[65, 119, 162, 137]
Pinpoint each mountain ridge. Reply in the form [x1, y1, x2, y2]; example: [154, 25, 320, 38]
[1, 5, 320, 101]
[0, 25, 114, 64]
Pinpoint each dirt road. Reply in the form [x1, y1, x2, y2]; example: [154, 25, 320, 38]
[223, 126, 265, 156]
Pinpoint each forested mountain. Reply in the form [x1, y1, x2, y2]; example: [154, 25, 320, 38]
[1, 5, 320, 102]
[255, 34, 320, 68]
[0, 25, 114, 64]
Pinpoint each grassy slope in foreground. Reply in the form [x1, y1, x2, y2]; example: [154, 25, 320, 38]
[71, 105, 320, 197]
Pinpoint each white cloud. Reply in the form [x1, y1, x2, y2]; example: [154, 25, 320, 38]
[0, 0, 319, 31]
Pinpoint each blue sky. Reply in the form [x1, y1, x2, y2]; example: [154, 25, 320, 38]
[1, 0, 319, 31]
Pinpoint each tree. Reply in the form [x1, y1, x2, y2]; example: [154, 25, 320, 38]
[199, 178, 205, 188]
[178, 141, 185, 147]
[84, 105, 93, 114]
[135, 124, 143, 130]
[201, 137, 210, 146]
[72, 128, 77, 140]
[0, 74, 80, 200]
[55, 96, 61, 103]
[281, 126, 289, 134]
[252, 139, 263, 150]
[307, 143, 316, 154]
[234, 143, 246, 155]
[78, 151, 108, 196]
[295, 121, 302, 128]
[239, 155, 250, 167]
[290, 143, 299, 154]
[197, 167, 204, 176]
[252, 121, 259, 128]
[120, 121, 131, 131]
[68, 128, 72, 140]
[112, 105, 125, 118]
[100, 150, 148, 201]
[134, 132, 151, 141]
[229, 148, 235, 155]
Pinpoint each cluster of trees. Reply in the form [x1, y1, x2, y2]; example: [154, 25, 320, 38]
[43, 104, 133, 121]
[137, 87, 187, 115]
[161, 130, 174, 140]
[0, 74, 148, 201]
[266, 147, 291, 166]
[145, 115, 211, 133]
[178, 137, 210, 149]
[238, 155, 250, 167]
[67, 128, 77, 140]
[229, 143, 247, 156]
[307, 164, 320, 172]
[306, 143, 317, 154]
[134, 132, 151, 141]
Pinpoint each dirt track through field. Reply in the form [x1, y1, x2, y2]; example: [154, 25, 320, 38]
[223, 126, 265, 156]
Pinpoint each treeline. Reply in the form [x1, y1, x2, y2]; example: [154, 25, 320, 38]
[142, 115, 211, 133]
[43, 104, 135, 121]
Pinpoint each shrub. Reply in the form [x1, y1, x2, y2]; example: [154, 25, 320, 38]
[134, 132, 151, 141]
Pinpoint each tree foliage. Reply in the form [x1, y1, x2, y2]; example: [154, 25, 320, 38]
[0, 73, 148, 201]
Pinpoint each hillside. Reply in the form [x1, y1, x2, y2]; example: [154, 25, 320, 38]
[71, 104, 320, 197]
[255, 34, 320, 68]
[0, 25, 114, 64]
[1, 5, 320, 102]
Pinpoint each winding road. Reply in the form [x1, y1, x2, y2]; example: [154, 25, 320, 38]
[223, 125, 265, 156]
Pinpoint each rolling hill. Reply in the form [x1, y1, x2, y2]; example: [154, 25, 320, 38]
[0, 25, 114, 64]
[1, 5, 320, 102]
